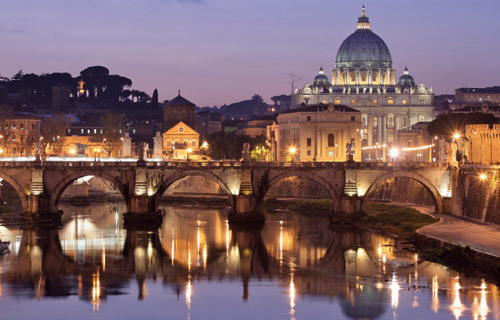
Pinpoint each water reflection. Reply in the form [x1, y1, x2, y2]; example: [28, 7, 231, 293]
[0, 203, 498, 319]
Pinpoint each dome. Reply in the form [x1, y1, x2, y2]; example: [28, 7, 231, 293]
[313, 67, 330, 86]
[335, 6, 392, 69]
[398, 66, 415, 86]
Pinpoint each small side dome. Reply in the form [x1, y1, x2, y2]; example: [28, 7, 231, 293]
[398, 66, 415, 86]
[313, 67, 330, 86]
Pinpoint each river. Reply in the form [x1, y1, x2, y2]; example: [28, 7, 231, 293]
[0, 202, 498, 319]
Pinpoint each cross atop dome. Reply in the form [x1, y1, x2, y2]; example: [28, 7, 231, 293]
[357, 5, 370, 30]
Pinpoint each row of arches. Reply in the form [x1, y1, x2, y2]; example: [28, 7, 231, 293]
[0, 169, 443, 216]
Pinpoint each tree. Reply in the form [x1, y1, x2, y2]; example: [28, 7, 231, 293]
[151, 89, 159, 110]
[90, 113, 127, 157]
[41, 113, 71, 156]
[11, 70, 24, 81]
[203, 131, 266, 160]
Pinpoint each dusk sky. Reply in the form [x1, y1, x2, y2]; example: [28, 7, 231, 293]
[1, 0, 499, 106]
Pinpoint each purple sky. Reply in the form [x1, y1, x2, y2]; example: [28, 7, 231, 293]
[1, 0, 499, 106]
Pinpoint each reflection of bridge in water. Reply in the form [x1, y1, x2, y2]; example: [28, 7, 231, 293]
[1, 206, 429, 319]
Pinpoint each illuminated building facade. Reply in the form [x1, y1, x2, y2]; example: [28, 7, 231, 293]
[465, 123, 500, 164]
[267, 104, 362, 162]
[0, 113, 42, 156]
[162, 121, 199, 160]
[292, 6, 435, 147]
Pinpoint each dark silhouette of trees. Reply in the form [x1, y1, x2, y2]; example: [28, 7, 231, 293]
[151, 89, 159, 110]
[203, 131, 266, 160]
[427, 112, 499, 141]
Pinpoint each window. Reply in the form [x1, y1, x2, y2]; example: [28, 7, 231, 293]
[94, 129, 97, 134]
[388, 114, 394, 128]
[373, 100, 378, 104]
[373, 117, 378, 128]
[68, 129, 71, 134]
[166, 140, 171, 147]
[307, 138, 311, 147]
[362, 114, 368, 126]
[402, 99, 407, 105]
[307, 116, 311, 122]
[328, 134, 335, 147]
[335, 99, 341, 104]
[351, 116, 356, 122]
[183, 140, 188, 147]
[12, 123, 16, 130]
[387, 99, 394, 104]
[418, 114, 425, 122]
[20, 123, 24, 130]
[351, 99, 356, 104]
[81, 129, 84, 134]
[419, 100, 425, 104]
[32, 123, 35, 129]
[100, 129, 103, 134]
[328, 151, 334, 156]
[307, 150, 311, 156]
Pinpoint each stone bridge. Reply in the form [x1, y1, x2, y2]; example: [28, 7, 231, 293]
[0, 159, 451, 222]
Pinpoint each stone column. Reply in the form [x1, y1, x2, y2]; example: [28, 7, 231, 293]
[383, 115, 388, 144]
[394, 114, 399, 146]
[377, 115, 382, 144]
[368, 70, 372, 85]
[368, 115, 373, 146]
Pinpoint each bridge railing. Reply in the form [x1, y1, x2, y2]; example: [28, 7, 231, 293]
[0, 158, 451, 169]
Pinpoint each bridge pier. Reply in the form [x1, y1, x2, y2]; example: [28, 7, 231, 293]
[228, 195, 264, 224]
[340, 195, 362, 214]
[20, 194, 62, 223]
[123, 195, 163, 228]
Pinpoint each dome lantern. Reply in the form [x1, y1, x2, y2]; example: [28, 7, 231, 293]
[357, 5, 370, 30]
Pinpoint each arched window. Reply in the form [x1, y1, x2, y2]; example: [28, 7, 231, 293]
[361, 114, 368, 126]
[328, 134, 335, 147]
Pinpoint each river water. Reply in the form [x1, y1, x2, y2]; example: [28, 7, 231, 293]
[0, 202, 498, 320]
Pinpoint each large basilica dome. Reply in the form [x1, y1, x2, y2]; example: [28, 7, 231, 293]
[335, 6, 392, 69]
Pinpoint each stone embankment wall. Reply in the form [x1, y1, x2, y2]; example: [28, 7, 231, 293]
[365, 177, 435, 207]
[459, 168, 500, 224]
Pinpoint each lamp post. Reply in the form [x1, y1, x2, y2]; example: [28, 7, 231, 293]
[289, 146, 296, 163]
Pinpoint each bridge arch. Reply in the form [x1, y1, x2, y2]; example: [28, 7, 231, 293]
[360, 171, 443, 213]
[154, 170, 235, 210]
[49, 170, 130, 213]
[260, 171, 342, 214]
[0, 171, 29, 212]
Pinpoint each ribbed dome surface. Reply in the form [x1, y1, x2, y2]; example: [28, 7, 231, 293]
[335, 29, 392, 69]
[398, 74, 415, 86]
[313, 74, 330, 86]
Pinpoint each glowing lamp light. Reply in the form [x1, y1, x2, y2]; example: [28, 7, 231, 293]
[69, 149, 76, 155]
[389, 148, 399, 159]
[0, 148, 3, 154]
[202, 141, 208, 149]
[453, 132, 461, 140]
[187, 147, 192, 153]
[480, 173, 487, 181]
[289, 147, 296, 154]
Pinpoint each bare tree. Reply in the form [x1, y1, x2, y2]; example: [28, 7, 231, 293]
[90, 113, 127, 157]
[42, 113, 71, 156]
